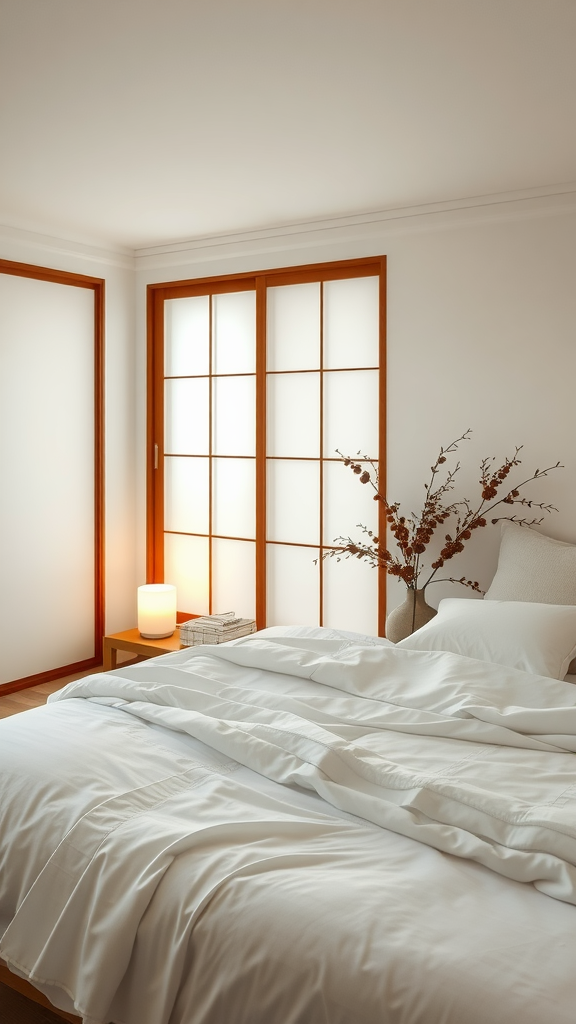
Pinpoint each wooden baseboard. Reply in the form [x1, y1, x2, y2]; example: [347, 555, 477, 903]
[0, 657, 102, 697]
[0, 960, 82, 1023]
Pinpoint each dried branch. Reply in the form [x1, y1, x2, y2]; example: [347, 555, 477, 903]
[322, 434, 563, 595]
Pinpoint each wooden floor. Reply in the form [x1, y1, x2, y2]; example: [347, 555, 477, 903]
[0, 966, 80, 1023]
[0, 669, 102, 719]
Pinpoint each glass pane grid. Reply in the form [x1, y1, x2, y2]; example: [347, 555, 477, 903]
[164, 286, 258, 617]
[160, 265, 382, 631]
[265, 276, 379, 627]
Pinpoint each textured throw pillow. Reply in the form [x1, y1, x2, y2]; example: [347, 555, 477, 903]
[485, 522, 576, 672]
[485, 522, 576, 604]
[396, 598, 576, 679]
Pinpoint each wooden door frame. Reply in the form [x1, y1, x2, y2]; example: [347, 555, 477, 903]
[0, 259, 105, 695]
[147, 256, 387, 634]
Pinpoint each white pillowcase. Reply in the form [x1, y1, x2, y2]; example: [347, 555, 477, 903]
[485, 522, 576, 674]
[396, 598, 576, 679]
[485, 522, 576, 604]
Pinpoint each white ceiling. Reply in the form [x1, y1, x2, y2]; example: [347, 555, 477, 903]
[1, 0, 575, 251]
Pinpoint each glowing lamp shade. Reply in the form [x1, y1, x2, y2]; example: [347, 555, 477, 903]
[137, 584, 177, 638]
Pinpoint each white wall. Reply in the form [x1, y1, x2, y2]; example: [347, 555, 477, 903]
[5, 185, 573, 649]
[0, 226, 139, 639]
[135, 187, 576, 619]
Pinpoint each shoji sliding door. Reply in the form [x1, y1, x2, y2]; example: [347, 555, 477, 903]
[161, 287, 257, 617]
[0, 261, 104, 691]
[148, 257, 385, 635]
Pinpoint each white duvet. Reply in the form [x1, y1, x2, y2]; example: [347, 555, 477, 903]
[2, 628, 576, 1024]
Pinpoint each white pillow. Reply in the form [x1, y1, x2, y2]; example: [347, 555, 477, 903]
[485, 522, 576, 673]
[396, 598, 576, 679]
[485, 522, 576, 604]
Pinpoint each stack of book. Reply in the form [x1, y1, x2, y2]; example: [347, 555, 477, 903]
[180, 612, 257, 647]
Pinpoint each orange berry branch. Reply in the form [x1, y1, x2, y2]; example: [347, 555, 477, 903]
[324, 429, 562, 594]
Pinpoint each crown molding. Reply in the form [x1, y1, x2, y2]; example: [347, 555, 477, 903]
[0, 224, 134, 271]
[135, 181, 576, 274]
[3, 180, 576, 276]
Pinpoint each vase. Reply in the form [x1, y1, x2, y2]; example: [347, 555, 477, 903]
[385, 587, 437, 643]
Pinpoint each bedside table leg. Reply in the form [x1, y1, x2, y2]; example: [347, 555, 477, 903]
[102, 639, 117, 673]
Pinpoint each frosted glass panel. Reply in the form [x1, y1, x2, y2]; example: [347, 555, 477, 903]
[323, 555, 378, 634]
[323, 369, 378, 458]
[164, 533, 209, 615]
[213, 291, 256, 374]
[164, 456, 209, 534]
[212, 376, 255, 455]
[160, 266, 383, 637]
[267, 283, 320, 371]
[213, 458, 256, 538]
[267, 372, 320, 457]
[0, 274, 95, 683]
[323, 276, 379, 369]
[165, 295, 209, 377]
[267, 460, 320, 544]
[212, 539, 256, 619]
[267, 544, 320, 626]
[323, 459, 378, 545]
[165, 378, 209, 455]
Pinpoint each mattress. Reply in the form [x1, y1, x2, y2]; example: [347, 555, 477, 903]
[1, 625, 576, 1024]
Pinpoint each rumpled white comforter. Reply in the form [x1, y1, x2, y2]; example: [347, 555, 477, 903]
[2, 630, 576, 1024]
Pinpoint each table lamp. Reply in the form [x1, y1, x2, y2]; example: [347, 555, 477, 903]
[137, 584, 177, 638]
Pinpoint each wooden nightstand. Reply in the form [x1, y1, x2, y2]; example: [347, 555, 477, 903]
[103, 628, 184, 672]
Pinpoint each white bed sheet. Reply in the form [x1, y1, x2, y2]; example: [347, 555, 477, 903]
[1, 626, 576, 1024]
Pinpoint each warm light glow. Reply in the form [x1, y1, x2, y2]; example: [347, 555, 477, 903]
[137, 584, 177, 638]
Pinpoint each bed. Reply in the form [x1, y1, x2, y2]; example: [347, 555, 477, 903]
[2, 601, 576, 1024]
